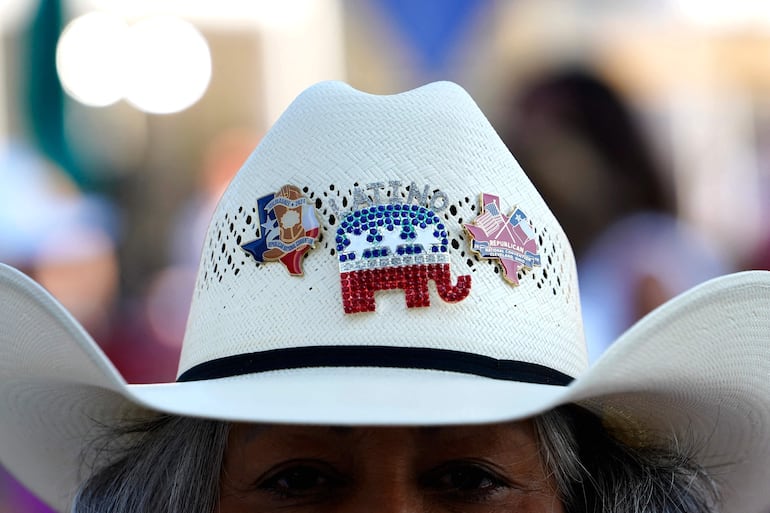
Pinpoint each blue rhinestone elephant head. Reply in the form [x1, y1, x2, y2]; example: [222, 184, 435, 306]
[336, 204, 471, 313]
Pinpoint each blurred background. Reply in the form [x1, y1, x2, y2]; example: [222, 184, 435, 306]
[3, 0, 770, 510]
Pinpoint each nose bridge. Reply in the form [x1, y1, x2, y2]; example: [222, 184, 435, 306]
[352, 474, 424, 513]
[344, 428, 425, 513]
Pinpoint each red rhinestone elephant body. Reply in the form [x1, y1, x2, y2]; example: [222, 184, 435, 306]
[336, 204, 471, 314]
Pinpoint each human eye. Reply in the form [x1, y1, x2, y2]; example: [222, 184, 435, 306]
[254, 459, 347, 500]
[420, 459, 510, 502]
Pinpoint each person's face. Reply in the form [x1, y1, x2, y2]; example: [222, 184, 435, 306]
[220, 421, 564, 513]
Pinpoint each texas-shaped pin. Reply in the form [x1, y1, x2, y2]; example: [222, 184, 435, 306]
[464, 193, 541, 285]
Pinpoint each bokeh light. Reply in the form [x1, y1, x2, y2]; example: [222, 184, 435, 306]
[56, 13, 211, 114]
[56, 11, 129, 107]
[123, 16, 212, 114]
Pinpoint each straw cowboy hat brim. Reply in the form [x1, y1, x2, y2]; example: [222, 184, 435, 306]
[1, 264, 769, 512]
[1, 80, 769, 513]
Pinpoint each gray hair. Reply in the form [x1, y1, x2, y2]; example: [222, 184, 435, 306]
[71, 414, 228, 513]
[536, 406, 720, 513]
[71, 407, 719, 513]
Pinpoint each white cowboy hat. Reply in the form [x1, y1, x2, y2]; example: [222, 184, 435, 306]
[1, 81, 769, 513]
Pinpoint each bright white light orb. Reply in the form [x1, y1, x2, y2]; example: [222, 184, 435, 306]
[124, 16, 212, 114]
[56, 12, 129, 107]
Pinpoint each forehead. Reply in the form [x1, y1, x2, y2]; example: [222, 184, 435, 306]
[229, 420, 538, 449]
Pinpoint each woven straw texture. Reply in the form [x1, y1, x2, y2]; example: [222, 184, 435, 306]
[181, 81, 586, 378]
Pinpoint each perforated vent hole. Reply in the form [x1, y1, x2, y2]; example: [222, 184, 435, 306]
[196, 185, 574, 304]
[439, 199, 571, 299]
[319, 184, 343, 254]
[197, 204, 258, 294]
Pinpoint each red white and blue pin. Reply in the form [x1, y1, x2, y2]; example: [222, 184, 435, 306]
[465, 193, 541, 285]
[335, 203, 471, 314]
[241, 184, 320, 276]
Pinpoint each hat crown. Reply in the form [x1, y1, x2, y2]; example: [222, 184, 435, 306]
[180, 81, 587, 381]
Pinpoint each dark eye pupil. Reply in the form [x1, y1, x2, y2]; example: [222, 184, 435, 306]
[446, 468, 490, 490]
[278, 468, 324, 491]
